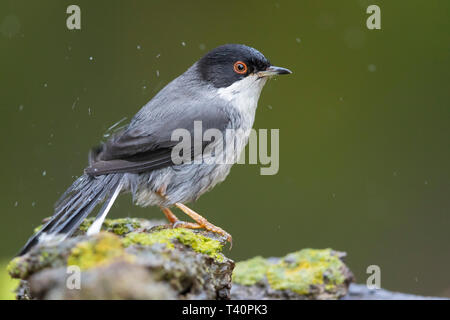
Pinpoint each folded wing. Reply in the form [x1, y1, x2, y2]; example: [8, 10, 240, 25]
[85, 103, 230, 176]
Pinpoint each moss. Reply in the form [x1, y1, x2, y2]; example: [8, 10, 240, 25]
[103, 218, 141, 235]
[78, 217, 141, 235]
[67, 232, 133, 270]
[33, 224, 43, 234]
[1, 261, 20, 300]
[8, 247, 65, 280]
[266, 249, 346, 295]
[39, 250, 49, 263]
[123, 228, 224, 261]
[233, 256, 269, 285]
[233, 249, 347, 295]
[78, 218, 94, 232]
[6, 257, 24, 279]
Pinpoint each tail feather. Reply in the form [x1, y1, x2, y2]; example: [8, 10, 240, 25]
[17, 173, 124, 256]
[51, 174, 116, 235]
[51, 187, 105, 236]
[87, 179, 124, 235]
[47, 191, 85, 234]
[53, 174, 89, 211]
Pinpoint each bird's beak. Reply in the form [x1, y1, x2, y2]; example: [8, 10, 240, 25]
[257, 66, 292, 78]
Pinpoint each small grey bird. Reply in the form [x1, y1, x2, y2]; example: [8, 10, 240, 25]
[18, 44, 291, 255]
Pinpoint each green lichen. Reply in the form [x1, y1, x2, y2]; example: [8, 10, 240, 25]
[78, 218, 94, 232]
[266, 249, 346, 295]
[123, 229, 224, 261]
[31, 217, 53, 235]
[33, 224, 43, 234]
[67, 232, 133, 270]
[233, 249, 347, 295]
[7, 246, 66, 280]
[39, 250, 49, 263]
[103, 218, 142, 235]
[6, 257, 24, 279]
[233, 256, 269, 285]
[1, 261, 20, 300]
[79, 218, 141, 235]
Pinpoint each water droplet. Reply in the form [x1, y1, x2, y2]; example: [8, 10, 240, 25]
[19, 105, 24, 111]
[156, 53, 161, 58]
[43, 83, 48, 87]
[72, 97, 79, 110]
[32, 202, 36, 207]
[14, 201, 18, 207]
[89, 56, 94, 61]
[137, 45, 141, 50]
[156, 70, 160, 77]
[181, 41, 186, 46]
[42, 171, 47, 176]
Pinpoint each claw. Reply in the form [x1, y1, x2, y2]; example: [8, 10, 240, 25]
[174, 203, 233, 248]
[160, 205, 232, 248]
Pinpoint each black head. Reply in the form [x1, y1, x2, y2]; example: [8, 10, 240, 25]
[197, 44, 272, 88]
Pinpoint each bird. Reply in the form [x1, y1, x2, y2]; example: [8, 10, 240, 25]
[18, 44, 292, 255]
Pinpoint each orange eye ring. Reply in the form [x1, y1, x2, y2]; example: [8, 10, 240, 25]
[233, 61, 248, 74]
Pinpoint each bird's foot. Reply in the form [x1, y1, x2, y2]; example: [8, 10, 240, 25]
[172, 219, 232, 248]
[197, 219, 233, 248]
[160, 205, 232, 247]
[171, 220, 202, 229]
[174, 203, 232, 247]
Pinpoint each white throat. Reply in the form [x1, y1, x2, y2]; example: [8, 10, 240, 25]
[216, 74, 267, 118]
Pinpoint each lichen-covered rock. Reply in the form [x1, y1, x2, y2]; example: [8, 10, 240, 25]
[8, 217, 357, 300]
[66, 232, 135, 270]
[77, 217, 159, 236]
[26, 262, 177, 300]
[231, 249, 354, 300]
[8, 237, 82, 280]
[9, 218, 233, 300]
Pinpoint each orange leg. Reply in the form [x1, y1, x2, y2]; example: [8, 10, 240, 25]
[157, 186, 231, 245]
[175, 203, 232, 245]
[160, 207, 201, 229]
[160, 206, 179, 224]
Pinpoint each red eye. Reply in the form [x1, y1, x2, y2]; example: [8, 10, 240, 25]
[233, 61, 248, 74]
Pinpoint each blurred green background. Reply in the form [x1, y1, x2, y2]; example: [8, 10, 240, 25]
[1, 0, 449, 298]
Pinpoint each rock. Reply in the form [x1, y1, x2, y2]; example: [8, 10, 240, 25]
[10, 217, 439, 300]
[231, 249, 354, 300]
[8, 217, 365, 300]
[10, 216, 448, 301]
[27, 262, 177, 300]
[9, 218, 234, 300]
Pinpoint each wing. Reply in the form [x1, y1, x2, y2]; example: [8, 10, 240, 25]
[85, 100, 230, 176]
